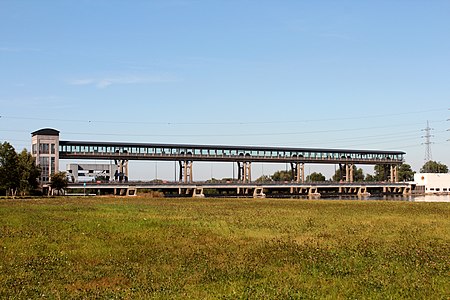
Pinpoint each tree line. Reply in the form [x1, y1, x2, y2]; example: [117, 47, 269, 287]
[0, 142, 41, 196]
[0, 140, 449, 195]
[0, 142, 70, 197]
[256, 161, 448, 183]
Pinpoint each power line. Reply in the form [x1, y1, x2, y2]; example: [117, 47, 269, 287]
[447, 108, 449, 142]
[0, 108, 446, 126]
[0, 122, 433, 138]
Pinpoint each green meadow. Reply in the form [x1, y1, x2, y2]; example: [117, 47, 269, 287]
[0, 197, 448, 299]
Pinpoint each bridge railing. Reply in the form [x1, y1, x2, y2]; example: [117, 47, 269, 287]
[59, 151, 404, 164]
[68, 180, 411, 187]
[59, 141, 404, 163]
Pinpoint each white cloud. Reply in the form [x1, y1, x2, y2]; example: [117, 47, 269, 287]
[70, 79, 96, 86]
[97, 79, 113, 88]
[68, 74, 179, 88]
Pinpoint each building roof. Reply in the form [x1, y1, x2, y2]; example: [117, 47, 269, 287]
[31, 128, 60, 136]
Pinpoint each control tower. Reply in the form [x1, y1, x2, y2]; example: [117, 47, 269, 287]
[31, 128, 60, 184]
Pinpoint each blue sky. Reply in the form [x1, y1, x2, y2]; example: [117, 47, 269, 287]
[1, 0, 449, 180]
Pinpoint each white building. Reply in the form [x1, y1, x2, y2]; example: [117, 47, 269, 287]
[67, 163, 116, 183]
[414, 173, 450, 194]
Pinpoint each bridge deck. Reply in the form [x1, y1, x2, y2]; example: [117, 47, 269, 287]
[59, 141, 405, 164]
[66, 181, 412, 198]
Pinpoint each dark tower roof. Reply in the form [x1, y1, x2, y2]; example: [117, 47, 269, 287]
[31, 128, 60, 136]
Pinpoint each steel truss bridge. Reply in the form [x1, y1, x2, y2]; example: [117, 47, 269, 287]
[59, 140, 405, 183]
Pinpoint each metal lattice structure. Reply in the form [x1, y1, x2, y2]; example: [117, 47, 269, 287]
[58, 140, 405, 164]
[421, 120, 434, 162]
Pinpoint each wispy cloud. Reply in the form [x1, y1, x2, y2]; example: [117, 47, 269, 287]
[282, 19, 354, 41]
[68, 74, 179, 88]
[0, 47, 41, 52]
[0, 96, 73, 109]
[319, 33, 353, 41]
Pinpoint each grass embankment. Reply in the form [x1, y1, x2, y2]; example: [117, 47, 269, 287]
[0, 197, 448, 299]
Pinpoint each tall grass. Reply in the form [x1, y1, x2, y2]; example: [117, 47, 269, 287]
[0, 197, 448, 299]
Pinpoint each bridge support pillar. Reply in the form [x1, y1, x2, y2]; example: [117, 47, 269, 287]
[124, 161, 128, 179]
[338, 164, 353, 182]
[237, 162, 251, 183]
[308, 187, 321, 199]
[358, 186, 370, 197]
[179, 161, 193, 183]
[403, 186, 412, 195]
[291, 162, 305, 183]
[192, 187, 204, 198]
[390, 165, 398, 183]
[345, 164, 354, 183]
[114, 159, 129, 182]
[253, 187, 266, 198]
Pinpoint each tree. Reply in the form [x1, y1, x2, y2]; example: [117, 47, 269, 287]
[372, 163, 416, 182]
[0, 142, 19, 196]
[420, 161, 448, 173]
[332, 166, 365, 182]
[205, 178, 223, 184]
[271, 170, 293, 182]
[306, 172, 326, 182]
[365, 174, 376, 182]
[50, 172, 68, 195]
[398, 163, 415, 181]
[255, 175, 272, 183]
[354, 168, 365, 182]
[17, 149, 41, 195]
[373, 165, 388, 181]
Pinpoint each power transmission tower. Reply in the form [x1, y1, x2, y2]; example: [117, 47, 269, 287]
[421, 120, 434, 162]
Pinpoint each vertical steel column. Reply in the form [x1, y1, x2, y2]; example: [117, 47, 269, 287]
[346, 164, 354, 183]
[187, 161, 193, 182]
[237, 162, 244, 182]
[123, 160, 128, 181]
[244, 162, 251, 183]
[350, 164, 354, 183]
[237, 161, 251, 183]
[299, 163, 304, 183]
[114, 159, 128, 182]
[339, 164, 345, 182]
[291, 162, 305, 183]
[290, 162, 297, 181]
[390, 165, 398, 183]
[383, 165, 390, 181]
[178, 161, 183, 182]
[179, 161, 193, 183]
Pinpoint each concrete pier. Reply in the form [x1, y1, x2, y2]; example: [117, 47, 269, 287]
[67, 181, 413, 198]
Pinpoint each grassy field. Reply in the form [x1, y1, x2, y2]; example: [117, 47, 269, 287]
[0, 197, 449, 299]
